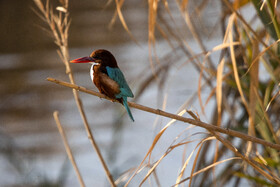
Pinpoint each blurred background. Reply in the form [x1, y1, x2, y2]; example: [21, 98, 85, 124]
[1, 0, 279, 186]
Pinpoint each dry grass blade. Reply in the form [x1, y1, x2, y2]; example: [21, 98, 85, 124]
[115, 166, 140, 185]
[53, 111, 85, 187]
[216, 58, 225, 126]
[115, 163, 160, 186]
[260, 0, 267, 10]
[109, 0, 124, 28]
[265, 89, 280, 112]
[179, 1, 214, 69]
[188, 136, 216, 187]
[47, 77, 280, 151]
[198, 41, 240, 112]
[148, 0, 158, 45]
[180, 0, 189, 10]
[114, 0, 139, 45]
[202, 42, 239, 108]
[173, 157, 241, 186]
[255, 150, 268, 165]
[161, 0, 176, 24]
[204, 86, 216, 109]
[139, 151, 168, 186]
[244, 39, 280, 77]
[228, 14, 249, 112]
[147, 0, 160, 79]
[254, 88, 280, 144]
[140, 140, 193, 187]
[33, 0, 45, 14]
[213, 57, 225, 186]
[211, 42, 240, 52]
[175, 136, 215, 187]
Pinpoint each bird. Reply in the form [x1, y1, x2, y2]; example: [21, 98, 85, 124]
[70, 49, 135, 121]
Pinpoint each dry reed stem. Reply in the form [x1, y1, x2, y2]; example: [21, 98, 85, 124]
[246, 39, 259, 156]
[34, 1, 116, 186]
[46, 77, 280, 151]
[53, 111, 85, 187]
[213, 57, 225, 183]
[216, 58, 225, 127]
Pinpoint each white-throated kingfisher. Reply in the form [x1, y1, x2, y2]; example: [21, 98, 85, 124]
[70, 49, 135, 121]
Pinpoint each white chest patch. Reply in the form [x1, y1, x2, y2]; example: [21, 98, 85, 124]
[90, 63, 94, 81]
[90, 63, 100, 81]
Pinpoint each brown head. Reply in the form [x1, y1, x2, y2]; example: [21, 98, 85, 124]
[70, 49, 118, 68]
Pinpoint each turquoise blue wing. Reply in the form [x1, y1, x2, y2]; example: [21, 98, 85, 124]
[106, 67, 134, 98]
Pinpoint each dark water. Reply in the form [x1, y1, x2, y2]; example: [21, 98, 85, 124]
[0, 0, 221, 186]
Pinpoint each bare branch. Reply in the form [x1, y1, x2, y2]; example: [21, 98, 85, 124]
[47, 77, 280, 151]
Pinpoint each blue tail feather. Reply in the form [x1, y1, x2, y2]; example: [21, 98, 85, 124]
[122, 97, 134, 122]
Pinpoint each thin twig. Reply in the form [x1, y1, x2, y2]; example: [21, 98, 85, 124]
[47, 77, 280, 151]
[53, 111, 86, 187]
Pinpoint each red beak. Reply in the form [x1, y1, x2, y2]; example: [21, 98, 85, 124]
[70, 56, 95, 63]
